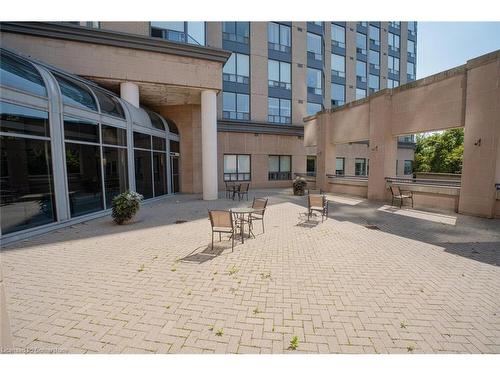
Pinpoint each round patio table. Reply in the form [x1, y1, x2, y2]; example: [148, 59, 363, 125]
[230, 207, 257, 244]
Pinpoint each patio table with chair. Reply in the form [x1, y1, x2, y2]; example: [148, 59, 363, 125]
[224, 181, 250, 201]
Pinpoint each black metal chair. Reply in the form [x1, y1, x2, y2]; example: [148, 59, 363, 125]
[208, 210, 237, 251]
[237, 182, 250, 201]
[390, 185, 414, 208]
[249, 197, 268, 234]
[225, 181, 236, 199]
[307, 194, 328, 222]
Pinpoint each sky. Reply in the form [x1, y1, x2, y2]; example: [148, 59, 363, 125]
[417, 22, 500, 79]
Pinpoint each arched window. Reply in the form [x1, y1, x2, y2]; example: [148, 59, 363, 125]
[52, 72, 98, 111]
[144, 108, 165, 131]
[0, 49, 47, 97]
[93, 88, 125, 119]
[164, 118, 179, 135]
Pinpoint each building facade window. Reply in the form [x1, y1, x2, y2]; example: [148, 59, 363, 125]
[331, 54, 345, 78]
[389, 21, 400, 29]
[388, 32, 400, 52]
[268, 22, 291, 53]
[408, 21, 417, 36]
[1, 102, 56, 234]
[388, 55, 400, 75]
[268, 155, 292, 181]
[307, 68, 323, 95]
[369, 49, 380, 70]
[388, 78, 399, 88]
[404, 160, 413, 175]
[223, 92, 250, 120]
[407, 61, 416, 80]
[222, 22, 250, 44]
[356, 32, 367, 55]
[407, 39, 416, 58]
[151, 22, 205, 45]
[224, 154, 250, 181]
[307, 102, 322, 116]
[355, 158, 367, 176]
[369, 74, 379, 94]
[356, 88, 366, 100]
[268, 97, 291, 124]
[268, 60, 291, 90]
[356, 60, 367, 82]
[335, 157, 345, 175]
[331, 83, 345, 107]
[223, 53, 249, 84]
[369, 25, 380, 46]
[307, 32, 323, 62]
[331, 24, 346, 48]
[306, 155, 316, 176]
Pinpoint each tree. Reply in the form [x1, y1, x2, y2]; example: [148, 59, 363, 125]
[413, 128, 464, 174]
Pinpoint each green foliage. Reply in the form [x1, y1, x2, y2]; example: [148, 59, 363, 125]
[111, 191, 143, 225]
[288, 336, 299, 350]
[414, 129, 464, 174]
[293, 176, 307, 196]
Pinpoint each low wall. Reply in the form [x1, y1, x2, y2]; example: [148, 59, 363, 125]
[389, 183, 460, 212]
[415, 172, 462, 181]
[328, 178, 368, 198]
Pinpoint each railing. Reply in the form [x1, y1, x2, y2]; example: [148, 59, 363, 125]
[224, 173, 251, 182]
[268, 115, 291, 124]
[223, 73, 249, 85]
[385, 177, 461, 187]
[268, 80, 291, 90]
[331, 70, 346, 79]
[307, 87, 323, 95]
[222, 32, 249, 45]
[268, 42, 291, 54]
[295, 172, 316, 178]
[223, 111, 250, 121]
[328, 174, 368, 180]
[268, 171, 292, 181]
[331, 41, 346, 49]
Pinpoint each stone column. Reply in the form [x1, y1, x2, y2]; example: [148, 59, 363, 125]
[201, 90, 218, 200]
[367, 94, 397, 201]
[120, 82, 139, 108]
[459, 56, 500, 218]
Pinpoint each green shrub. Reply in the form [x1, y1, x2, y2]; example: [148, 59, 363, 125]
[111, 191, 143, 224]
[292, 176, 307, 196]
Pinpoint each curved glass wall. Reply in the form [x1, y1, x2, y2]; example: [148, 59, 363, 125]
[52, 72, 98, 111]
[0, 101, 56, 234]
[1, 48, 176, 238]
[0, 50, 47, 97]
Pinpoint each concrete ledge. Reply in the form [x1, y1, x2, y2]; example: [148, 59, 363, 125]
[328, 178, 368, 197]
[0, 22, 231, 63]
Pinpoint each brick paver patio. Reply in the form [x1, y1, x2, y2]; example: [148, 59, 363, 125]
[1, 189, 499, 354]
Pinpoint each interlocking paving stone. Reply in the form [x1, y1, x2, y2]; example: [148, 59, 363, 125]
[1, 189, 499, 353]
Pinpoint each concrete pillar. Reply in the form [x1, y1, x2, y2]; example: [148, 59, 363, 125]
[367, 94, 397, 201]
[459, 58, 500, 218]
[201, 90, 218, 200]
[120, 82, 139, 108]
[0, 269, 13, 350]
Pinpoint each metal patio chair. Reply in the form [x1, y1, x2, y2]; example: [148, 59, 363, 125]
[237, 182, 250, 201]
[224, 181, 236, 199]
[249, 197, 268, 234]
[390, 185, 414, 208]
[208, 210, 237, 251]
[307, 194, 328, 222]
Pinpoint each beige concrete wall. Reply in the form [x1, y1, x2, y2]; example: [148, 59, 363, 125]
[218, 132, 306, 189]
[327, 180, 368, 197]
[344, 22, 357, 103]
[156, 105, 202, 194]
[99, 22, 150, 36]
[330, 101, 371, 143]
[292, 22, 307, 124]
[206, 22, 222, 49]
[396, 147, 415, 176]
[0, 32, 223, 92]
[250, 22, 268, 123]
[391, 73, 466, 135]
[459, 56, 500, 217]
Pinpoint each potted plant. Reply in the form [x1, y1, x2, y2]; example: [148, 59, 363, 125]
[292, 176, 307, 196]
[111, 191, 143, 224]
